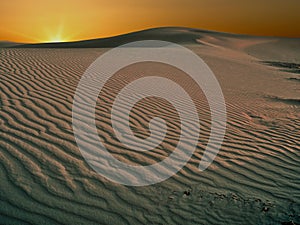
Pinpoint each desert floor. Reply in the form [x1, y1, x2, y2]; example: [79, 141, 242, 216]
[0, 29, 299, 224]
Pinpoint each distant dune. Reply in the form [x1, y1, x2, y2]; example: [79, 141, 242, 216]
[8, 27, 300, 63]
[1, 27, 300, 224]
[11, 27, 211, 48]
[6, 27, 295, 48]
[0, 41, 23, 48]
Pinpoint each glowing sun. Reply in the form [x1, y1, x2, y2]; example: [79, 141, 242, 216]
[48, 35, 66, 43]
[43, 23, 70, 43]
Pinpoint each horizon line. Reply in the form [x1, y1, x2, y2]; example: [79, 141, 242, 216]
[1, 26, 299, 45]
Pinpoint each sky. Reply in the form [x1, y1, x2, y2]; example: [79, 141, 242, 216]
[0, 0, 299, 43]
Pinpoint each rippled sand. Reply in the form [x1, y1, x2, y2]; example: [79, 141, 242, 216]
[0, 28, 299, 224]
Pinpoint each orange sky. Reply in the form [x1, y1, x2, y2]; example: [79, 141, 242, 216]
[0, 0, 299, 43]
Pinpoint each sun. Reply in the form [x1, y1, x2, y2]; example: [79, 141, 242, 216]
[48, 35, 66, 43]
[43, 23, 70, 43]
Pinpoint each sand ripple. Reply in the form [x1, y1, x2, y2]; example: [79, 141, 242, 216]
[1, 44, 299, 224]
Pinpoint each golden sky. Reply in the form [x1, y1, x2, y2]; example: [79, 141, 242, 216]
[0, 0, 299, 43]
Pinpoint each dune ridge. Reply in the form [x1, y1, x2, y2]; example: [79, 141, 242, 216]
[8, 27, 296, 48]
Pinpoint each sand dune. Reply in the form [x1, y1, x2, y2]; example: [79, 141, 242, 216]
[10, 27, 282, 48]
[0, 41, 23, 48]
[12, 27, 203, 48]
[1, 28, 300, 224]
